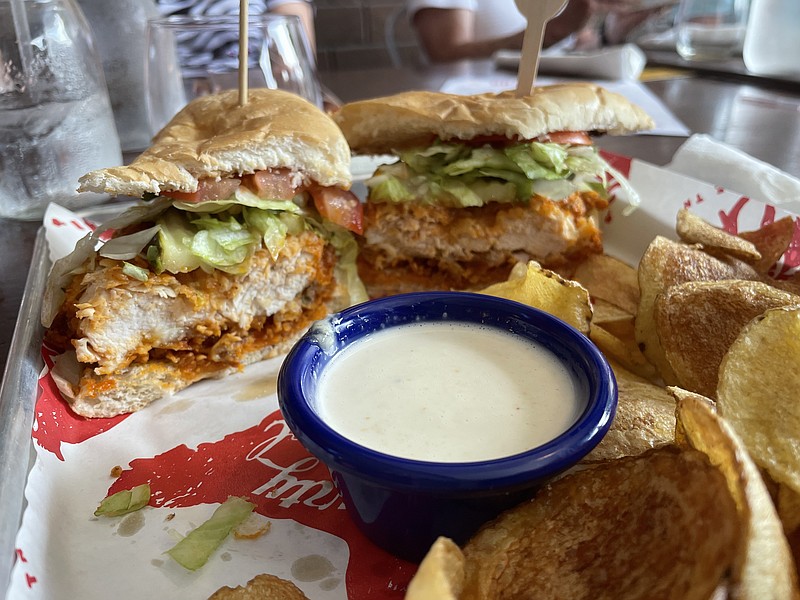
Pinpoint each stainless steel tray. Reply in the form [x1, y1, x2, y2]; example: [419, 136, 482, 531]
[0, 202, 135, 596]
[0, 227, 48, 595]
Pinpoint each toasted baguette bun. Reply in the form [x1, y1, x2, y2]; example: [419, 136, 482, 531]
[334, 84, 655, 154]
[79, 89, 351, 196]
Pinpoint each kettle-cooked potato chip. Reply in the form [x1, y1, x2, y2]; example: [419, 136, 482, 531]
[590, 325, 657, 382]
[582, 366, 675, 462]
[591, 298, 635, 340]
[676, 209, 762, 262]
[636, 236, 763, 383]
[572, 253, 640, 314]
[672, 388, 800, 599]
[717, 305, 800, 497]
[480, 261, 592, 334]
[459, 447, 740, 600]
[655, 280, 798, 398]
[208, 573, 309, 599]
[739, 216, 796, 275]
[405, 537, 464, 600]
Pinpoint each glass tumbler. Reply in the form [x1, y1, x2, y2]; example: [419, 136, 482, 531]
[0, 0, 122, 220]
[145, 13, 323, 137]
[675, 0, 751, 61]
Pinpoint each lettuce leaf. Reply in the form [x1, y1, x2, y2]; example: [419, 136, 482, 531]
[173, 187, 303, 214]
[122, 262, 149, 281]
[369, 140, 617, 208]
[187, 215, 259, 274]
[243, 207, 289, 259]
[166, 496, 255, 571]
[441, 147, 520, 177]
[156, 209, 205, 274]
[94, 484, 151, 517]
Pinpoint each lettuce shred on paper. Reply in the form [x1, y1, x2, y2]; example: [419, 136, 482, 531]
[166, 496, 256, 571]
[94, 483, 151, 517]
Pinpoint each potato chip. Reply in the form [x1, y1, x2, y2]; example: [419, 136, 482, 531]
[636, 236, 763, 383]
[591, 298, 635, 340]
[571, 254, 640, 314]
[655, 280, 798, 398]
[589, 326, 658, 382]
[717, 305, 800, 497]
[672, 388, 800, 599]
[778, 485, 800, 538]
[582, 366, 675, 462]
[480, 261, 592, 334]
[208, 573, 309, 600]
[460, 447, 740, 600]
[676, 208, 762, 262]
[776, 485, 800, 580]
[739, 216, 796, 275]
[405, 537, 464, 600]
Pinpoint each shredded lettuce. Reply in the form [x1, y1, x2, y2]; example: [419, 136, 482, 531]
[186, 215, 259, 274]
[156, 209, 205, 274]
[94, 484, 151, 517]
[327, 225, 368, 306]
[122, 262, 149, 281]
[301, 215, 368, 306]
[166, 496, 255, 571]
[243, 207, 289, 259]
[368, 140, 619, 208]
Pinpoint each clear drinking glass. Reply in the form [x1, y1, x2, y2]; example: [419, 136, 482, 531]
[145, 13, 323, 137]
[0, 0, 123, 221]
[675, 0, 751, 61]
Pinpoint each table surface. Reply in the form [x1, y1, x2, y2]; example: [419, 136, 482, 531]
[3, 59, 800, 380]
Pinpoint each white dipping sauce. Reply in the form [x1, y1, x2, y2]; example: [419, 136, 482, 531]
[316, 322, 584, 462]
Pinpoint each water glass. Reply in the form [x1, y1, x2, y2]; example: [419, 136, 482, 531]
[0, 0, 123, 221]
[145, 13, 322, 137]
[675, 0, 750, 61]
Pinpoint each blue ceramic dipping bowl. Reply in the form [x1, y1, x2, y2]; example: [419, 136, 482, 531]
[277, 291, 617, 563]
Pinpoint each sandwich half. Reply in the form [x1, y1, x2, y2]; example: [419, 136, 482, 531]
[334, 84, 654, 296]
[43, 89, 367, 418]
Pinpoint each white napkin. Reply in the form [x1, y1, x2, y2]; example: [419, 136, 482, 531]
[666, 134, 800, 213]
[493, 44, 647, 81]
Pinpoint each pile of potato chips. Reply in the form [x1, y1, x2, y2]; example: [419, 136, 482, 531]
[406, 210, 800, 599]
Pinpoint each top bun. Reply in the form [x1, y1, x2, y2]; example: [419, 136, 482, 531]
[79, 89, 351, 197]
[334, 84, 655, 154]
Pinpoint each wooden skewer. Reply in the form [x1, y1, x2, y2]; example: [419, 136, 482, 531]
[239, 0, 249, 106]
[514, 0, 567, 97]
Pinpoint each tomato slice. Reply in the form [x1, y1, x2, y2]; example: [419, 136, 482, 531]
[242, 169, 298, 200]
[163, 178, 241, 203]
[538, 131, 593, 145]
[310, 187, 364, 235]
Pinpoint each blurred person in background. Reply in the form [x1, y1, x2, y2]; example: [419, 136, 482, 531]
[407, 0, 673, 62]
[156, 0, 317, 53]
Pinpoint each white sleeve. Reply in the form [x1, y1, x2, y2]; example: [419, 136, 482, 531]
[405, 0, 477, 20]
[264, 0, 314, 8]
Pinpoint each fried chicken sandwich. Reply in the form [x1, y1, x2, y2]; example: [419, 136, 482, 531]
[42, 89, 367, 418]
[333, 84, 654, 296]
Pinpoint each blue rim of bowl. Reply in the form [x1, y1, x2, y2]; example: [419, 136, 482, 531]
[278, 291, 618, 493]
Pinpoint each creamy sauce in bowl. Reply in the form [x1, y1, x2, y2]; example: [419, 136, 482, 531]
[316, 322, 584, 463]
